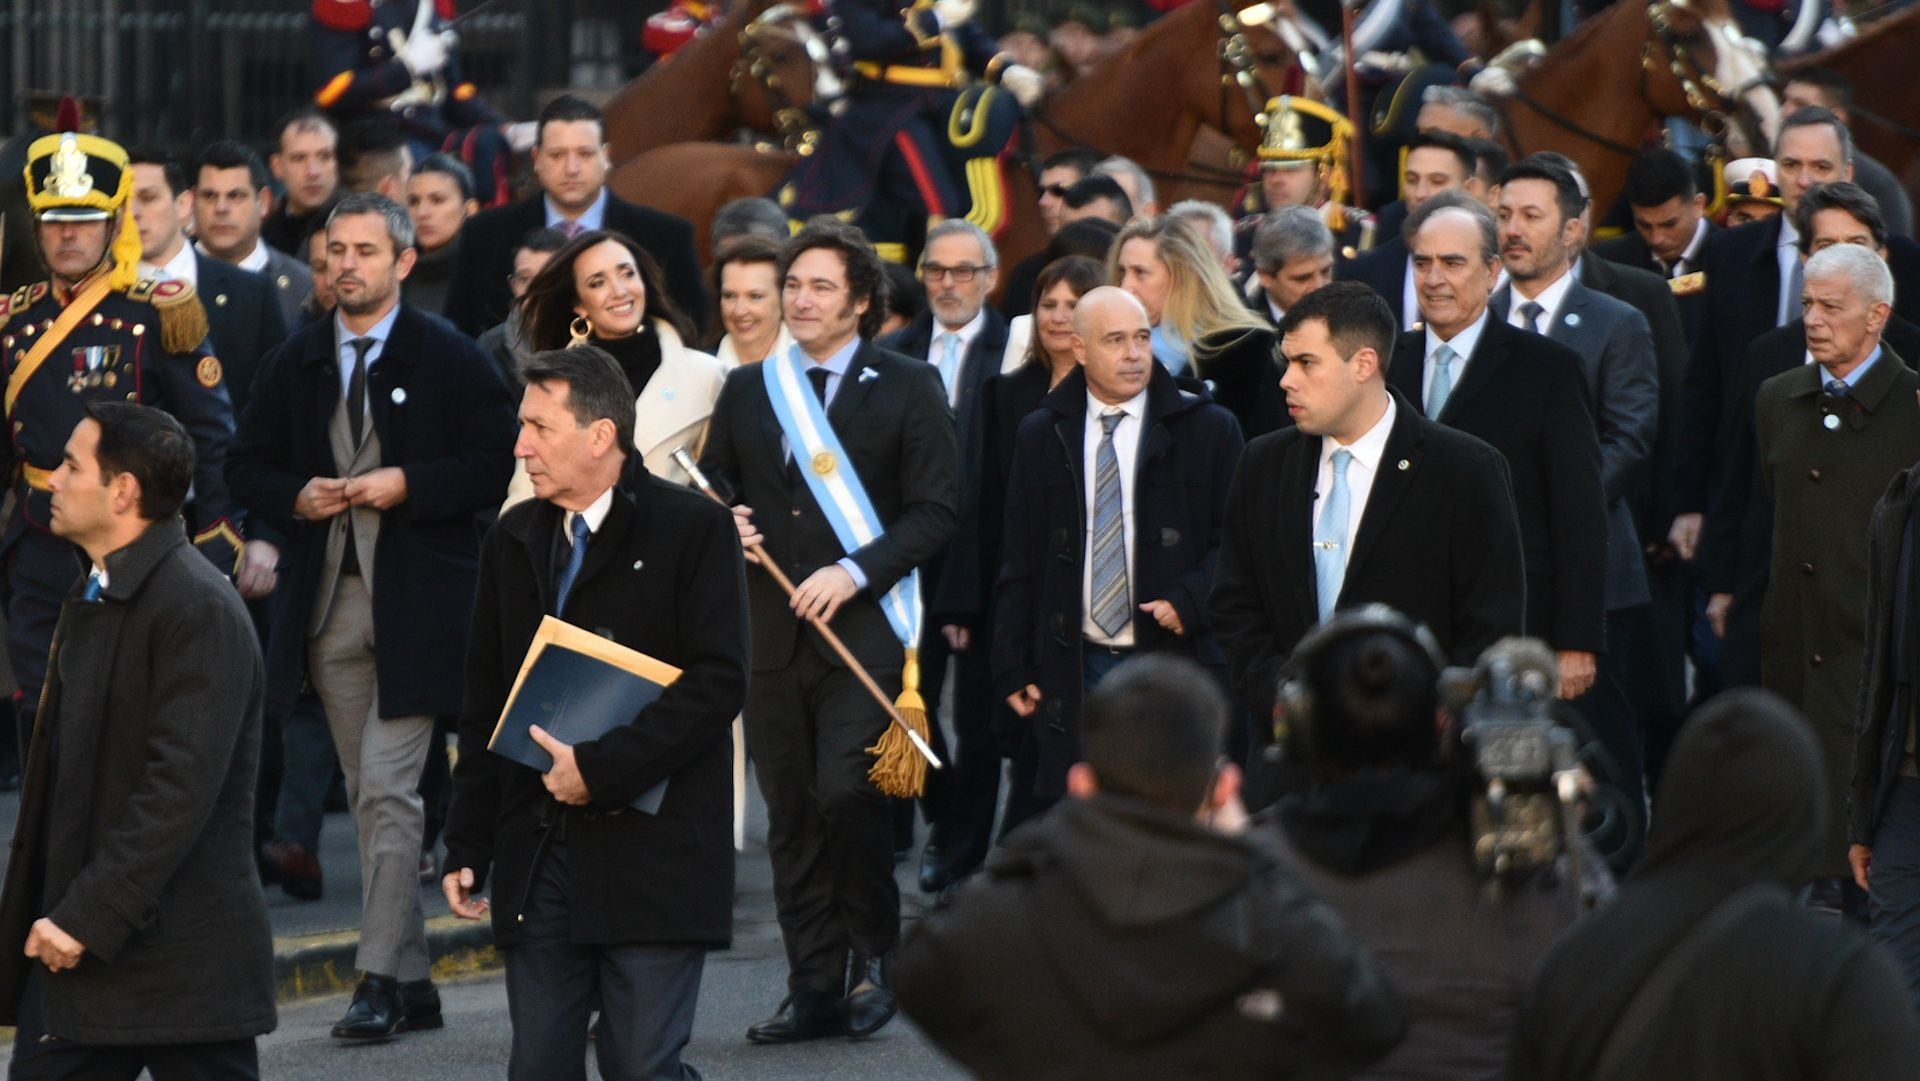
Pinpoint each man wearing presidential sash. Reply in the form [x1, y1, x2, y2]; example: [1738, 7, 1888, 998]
[700, 217, 958, 1044]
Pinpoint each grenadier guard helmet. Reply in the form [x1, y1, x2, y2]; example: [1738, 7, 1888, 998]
[23, 101, 144, 290]
[1257, 95, 1355, 210]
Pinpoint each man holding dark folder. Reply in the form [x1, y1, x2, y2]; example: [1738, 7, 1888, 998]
[700, 217, 958, 1044]
[443, 345, 749, 1081]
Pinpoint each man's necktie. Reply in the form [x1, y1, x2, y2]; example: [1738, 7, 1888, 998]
[1787, 257, 1806, 323]
[1427, 343, 1457, 417]
[346, 337, 373, 447]
[559, 220, 584, 240]
[1314, 449, 1353, 622]
[1089, 411, 1130, 638]
[82, 571, 103, 602]
[807, 366, 830, 405]
[555, 514, 591, 615]
[1519, 301, 1546, 336]
[935, 332, 960, 399]
[1826, 378, 1850, 398]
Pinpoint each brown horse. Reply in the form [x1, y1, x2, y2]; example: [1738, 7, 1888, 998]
[1779, 6, 1920, 208]
[607, 0, 1295, 264]
[602, 0, 822, 165]
[1493, 0, 1776, 215]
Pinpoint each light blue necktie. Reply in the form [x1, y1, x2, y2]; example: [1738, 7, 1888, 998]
[935, 332, 961, 399]
[82, 571, 103, 602]
[1314, 449, 1353, 622]
[1089, 411, 1130, 637]
[555, 514, 591, 615]
[1427, 343, 1457, 417]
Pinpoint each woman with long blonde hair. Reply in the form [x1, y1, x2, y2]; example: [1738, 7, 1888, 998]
[1108, 214, 1284, 436]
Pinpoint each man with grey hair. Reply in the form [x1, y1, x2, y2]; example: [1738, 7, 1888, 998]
[1247, 205, 1335, 325]
[1093, 156, 1158, 219]
[229, 190, 518, 1041]
[1746, 242, 1920, 916]
[1417, 86, 1499, 141]
[1169, 199, 1237, 276]
[877, 216, 1008, 894]
[710, 196, 791, 258]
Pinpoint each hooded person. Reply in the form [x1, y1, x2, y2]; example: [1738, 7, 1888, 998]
[1508, 688, 1920, 1079]
[894, 653, 1406, 1080]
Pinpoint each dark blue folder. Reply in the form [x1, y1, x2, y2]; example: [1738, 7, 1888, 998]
[488, 616, 679, 814]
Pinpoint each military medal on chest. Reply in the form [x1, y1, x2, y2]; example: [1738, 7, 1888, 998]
[69, 345, 120, 392]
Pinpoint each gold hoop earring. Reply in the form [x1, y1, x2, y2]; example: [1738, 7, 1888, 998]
[569, 315, 593, 347]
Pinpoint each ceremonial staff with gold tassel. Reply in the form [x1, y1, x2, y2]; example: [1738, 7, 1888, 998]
[696, 217, 958, 1045]
[0, 102, 243, 764]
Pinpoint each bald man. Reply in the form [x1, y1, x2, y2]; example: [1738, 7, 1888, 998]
[992, 287, 1246, 818]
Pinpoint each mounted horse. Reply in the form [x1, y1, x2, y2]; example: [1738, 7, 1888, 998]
[602, 0, 829, 165]
[1486, 0, 1777, 214]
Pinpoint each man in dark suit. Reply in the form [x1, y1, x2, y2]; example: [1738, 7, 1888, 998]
[228, 193, 517, 1040]
[193, 140, 314, 330]
[1211, 281, 1524, 809]
[994, 286, 1244, 808]
[699, 218, 957, 1044]
[1243, 206, 1335, 327]
[444, 347, 748, 1080]
[1591, 147, 1713, 350]
[1383, 192, 1607, 692]
[1704, 182, 1920, 690]
[1492, 159, 1660, 850]
[877, 219, 1008, 894]
[1338, 131, 1483, 331]
[444, 95, 706, 336]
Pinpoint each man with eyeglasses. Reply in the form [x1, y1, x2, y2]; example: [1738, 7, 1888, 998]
[877, 218, 1009, 894]
[476, 227, 569, 391]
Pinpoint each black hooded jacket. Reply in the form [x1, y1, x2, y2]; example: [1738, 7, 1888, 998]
[894, 795, 1407, 1080]
[1509, 689, 1920, 1079]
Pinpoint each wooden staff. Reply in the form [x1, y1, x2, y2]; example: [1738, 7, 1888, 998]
[672, 447, 943, 770]
[1342, 0, 1366, 211]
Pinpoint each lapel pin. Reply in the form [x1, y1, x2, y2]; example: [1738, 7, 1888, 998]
[1824, 414, 1841, 430]
[859, 368, 880, 383]
[663, 387, 677, 401]
[1397, 459, 1411, 471]
[632, 560, 644, 571]
[1564, 313, 1581, 328]
[390, 387, 407, 404]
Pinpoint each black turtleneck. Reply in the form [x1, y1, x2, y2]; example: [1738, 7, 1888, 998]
[593, 326, 662, 399]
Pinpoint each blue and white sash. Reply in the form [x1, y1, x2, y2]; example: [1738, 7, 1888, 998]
[762, 346, 922, 651]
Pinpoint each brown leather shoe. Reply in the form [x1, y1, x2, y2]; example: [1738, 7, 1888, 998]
[262, 840, 323, 901]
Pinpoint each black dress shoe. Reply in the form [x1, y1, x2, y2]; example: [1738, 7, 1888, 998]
[746, 990, 843, 1044]
[844, 953, 896, 1038]
[399, 979, 443, 1031]
[332, 975, 402, 1040]
[263, 840, 323, 901]
[917, 842, 952, 894]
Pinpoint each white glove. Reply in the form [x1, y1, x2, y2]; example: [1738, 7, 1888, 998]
[503, 121, 538, 153]
[933, 0, 977, 30]
[399, 28, 450, 79]
[1000, 63, 1043, 108]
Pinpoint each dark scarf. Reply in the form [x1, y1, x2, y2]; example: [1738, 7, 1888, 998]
[592, 326, 662, 400]
[1275, 765, 1461, 875]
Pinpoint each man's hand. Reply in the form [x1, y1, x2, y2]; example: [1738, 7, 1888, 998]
[731, 505, 762, 565]
[443, 867, 491, 921]
[399, 26, 450, 78]
[529, 725, 590, 806]
[25, 919, 84, 973]
[344, 467, 409, 510]
[791, 564, 859, 624]
[1139, 599, 1185, 636]
[1000, 63, 1044, 107]
[1668, 512, 1703, 561]
[294, 477, 350, 521]
[942, 625, 972, 652]
[502, 121, 538, 153]
[1706, 592, 1733, 639]
[1557, 650, 1597, 699]
[1007, 684, 1042, 718]
[1851, 844, 1873, 892]
[234, 539, 280, 600]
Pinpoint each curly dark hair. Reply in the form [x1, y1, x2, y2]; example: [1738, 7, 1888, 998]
[778, 215, 890, 341]
[518, 230, 694, 350]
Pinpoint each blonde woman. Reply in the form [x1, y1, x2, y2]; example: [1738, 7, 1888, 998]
[1109, 214, 1286, 436]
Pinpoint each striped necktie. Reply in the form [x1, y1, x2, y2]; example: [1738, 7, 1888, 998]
[1089, 411, 1130, 637]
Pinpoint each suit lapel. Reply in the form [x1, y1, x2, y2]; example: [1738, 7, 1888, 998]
[1279, 433, 1321, 628]
[1435, 317, 1509, 423]
[828, 342, 882, 429]
[570, 487, 637, 603]
[1344, 400, 1422, 577]
[632, 328, 718, 460]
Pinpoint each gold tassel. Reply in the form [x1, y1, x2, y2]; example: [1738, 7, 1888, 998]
[152, 284, 211, 355]
[867, 646, 930, 798]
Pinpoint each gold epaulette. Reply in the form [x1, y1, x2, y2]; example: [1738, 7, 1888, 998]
[133, 277, 211, 354]
[1671, 271, 1706, 297]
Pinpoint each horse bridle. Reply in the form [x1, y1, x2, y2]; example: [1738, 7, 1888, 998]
[1499, 2, 1754, 161]
[730, 4, 822, 152]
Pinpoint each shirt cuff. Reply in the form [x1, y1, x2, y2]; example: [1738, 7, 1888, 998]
[837, 557, 869, 590]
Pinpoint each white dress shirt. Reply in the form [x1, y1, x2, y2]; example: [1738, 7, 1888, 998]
[1421, 309, 1491, 410]
[1777, 215, 1802, 328]
[1082, 388, 1148, 647]
[930, 309, 986, 408]
[139, 243, 198, 286]
[564, 485, 615, 543]
[1506, 266, 1577, 335]
[1401, 253, 1420, 330]
[198, 238, 271, 273]
[1314, 395, 1396, 574]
